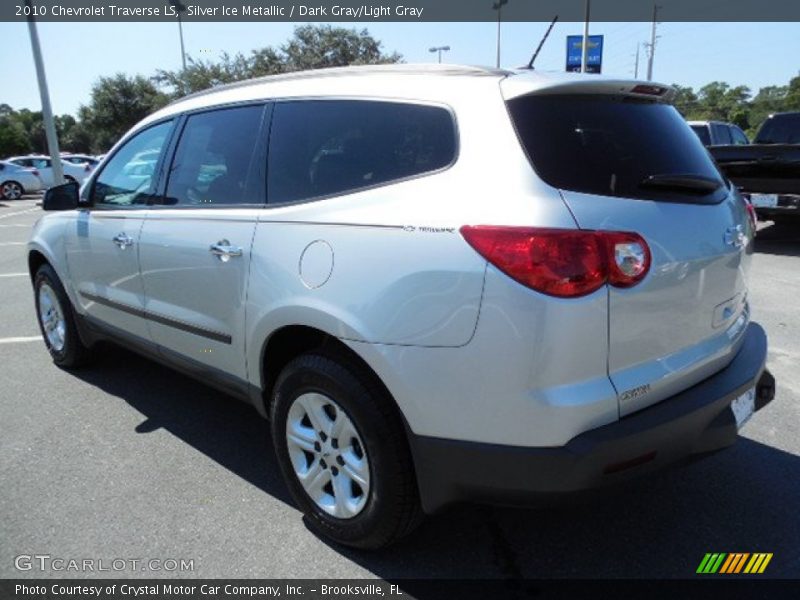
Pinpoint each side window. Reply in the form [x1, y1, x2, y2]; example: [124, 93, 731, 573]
[268, 100, 457, 204]
[33, 159, 51, 169]
[92, 121, 172, 207]
[731, 126, 749, 145]
[164, 105, 264, 207]
[711, 123, 732, 145]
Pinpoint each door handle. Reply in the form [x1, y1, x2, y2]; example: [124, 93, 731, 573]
[112, 232, 134, 249]
[209, 239, 243, 262]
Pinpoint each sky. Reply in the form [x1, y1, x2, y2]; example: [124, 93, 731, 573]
[1, 20, 798, 116]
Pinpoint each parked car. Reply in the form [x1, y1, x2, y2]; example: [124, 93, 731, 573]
[709, 112, 800, 224]
[62, 153, 101, 171]
[6, 155, 90, 188]
[28, 65, 774, 549]
[0, 160, 43, 199]
[688, 120, 750, 146]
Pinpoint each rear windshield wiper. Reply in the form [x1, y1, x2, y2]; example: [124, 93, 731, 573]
[639, 174, 722, 194]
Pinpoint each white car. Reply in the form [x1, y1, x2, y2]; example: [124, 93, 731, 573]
[62, 153, 101, 171]
[0, 160, 43, 199]
[6, 155, 90, 188]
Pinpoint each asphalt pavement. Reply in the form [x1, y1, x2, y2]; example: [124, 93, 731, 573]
[1, 196, 798, 580]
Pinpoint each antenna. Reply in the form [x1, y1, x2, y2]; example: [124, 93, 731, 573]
[527, 15, 559, 69]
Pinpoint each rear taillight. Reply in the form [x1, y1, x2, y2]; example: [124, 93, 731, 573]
[459, 226, 651, 298]
[740, 194, 757, 231]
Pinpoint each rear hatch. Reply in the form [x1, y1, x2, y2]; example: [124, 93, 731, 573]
[502, 76, 753, 416]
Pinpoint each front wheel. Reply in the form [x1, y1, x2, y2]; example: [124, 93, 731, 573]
[271, 353, 422, 549]
[34, 264, 92, 368]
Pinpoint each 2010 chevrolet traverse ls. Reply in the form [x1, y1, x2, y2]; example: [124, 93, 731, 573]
[28, 65, 775, 548]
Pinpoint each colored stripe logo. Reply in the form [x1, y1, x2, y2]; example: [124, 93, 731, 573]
[697, 553, 772, 574]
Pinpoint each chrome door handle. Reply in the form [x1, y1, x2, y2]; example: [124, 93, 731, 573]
[209, 239, 243, 262]
[112, 232, 134, 249]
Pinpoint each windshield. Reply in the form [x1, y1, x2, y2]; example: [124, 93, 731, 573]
[507, 94, 726, 204]
[754, 113, 800, 144]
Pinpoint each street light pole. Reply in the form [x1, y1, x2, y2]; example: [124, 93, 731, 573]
[428, 46, 451, 64]
[169, 0, 188, 70]
[581, 0, 591, 73]
[25, 0, 63, 186]
[492, 0, 509, 68]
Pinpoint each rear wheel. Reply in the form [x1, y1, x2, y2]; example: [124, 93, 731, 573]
[1, 181, 23, 200]
[271, 353, 422, 549]
[34, 264, 92, 368]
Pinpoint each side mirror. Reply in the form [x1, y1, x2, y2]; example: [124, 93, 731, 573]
[43, 181, 80, 211]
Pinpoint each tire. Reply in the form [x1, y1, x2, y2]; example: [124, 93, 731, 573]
[1, 180, 24, 200]
[34, 264, 92, 368]
[772, 215, 798, 227]
[271, 353, 422, 549]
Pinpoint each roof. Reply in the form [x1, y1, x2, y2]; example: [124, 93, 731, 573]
[174, 63, 512, 105]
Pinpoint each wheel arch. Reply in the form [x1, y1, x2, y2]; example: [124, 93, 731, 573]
[258, 325, 402, 428]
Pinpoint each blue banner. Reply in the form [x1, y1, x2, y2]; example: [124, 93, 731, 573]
[566, 35, 604, 73]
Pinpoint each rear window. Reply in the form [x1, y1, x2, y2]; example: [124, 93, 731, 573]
[268, 100, 456, 205]
[754, 113, 800, 144]
[690, 125, 711, 146]
[507, 94, 726, 203]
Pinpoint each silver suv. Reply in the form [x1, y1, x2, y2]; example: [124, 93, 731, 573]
[28, 65, 775, 549]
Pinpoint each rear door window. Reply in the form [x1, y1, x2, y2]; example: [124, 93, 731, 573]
[267, 100, 456, 204]
[164, 104, 266, 207]
[506, 94, 726, 203]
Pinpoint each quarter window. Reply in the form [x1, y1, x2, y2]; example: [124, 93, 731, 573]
[267, 100, 456, 204]
[164, 105, 264, 207]
[91, 121, 173, 207]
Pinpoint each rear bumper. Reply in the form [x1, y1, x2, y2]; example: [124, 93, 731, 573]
[409, 322, 773, 514]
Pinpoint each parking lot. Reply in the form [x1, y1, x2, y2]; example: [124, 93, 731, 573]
[1, 195, 798, 580]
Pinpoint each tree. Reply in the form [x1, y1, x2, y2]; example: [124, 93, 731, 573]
[0, 115, 31, 156]
[78, 74, 169, 152]
[281, 25, 402, 71]
[671, 84, 698, 117]
[154, 25, 402, 98]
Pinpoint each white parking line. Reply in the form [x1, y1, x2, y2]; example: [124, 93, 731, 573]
[0, 336, 41, 345]
[0, 242, 26, 246]
[0, 273, 27, 278]
[0, 207, 40, 219]
[0, 224, 32, 228]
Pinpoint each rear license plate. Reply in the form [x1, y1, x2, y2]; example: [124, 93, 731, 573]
[750, 193, 778, 208]
[732, 387, 756, 429]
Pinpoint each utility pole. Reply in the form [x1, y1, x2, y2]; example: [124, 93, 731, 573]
[25, 0, 63, 186]
[646, 4, 660, 81]
[634, 43, 640, 79]
[581, 0, 591, 73]
[492, 0, 509, 68]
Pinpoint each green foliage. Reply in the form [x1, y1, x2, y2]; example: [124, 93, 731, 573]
[154, 25, 402, 97]
[673, 73, 800, 138]
[77, 74, 169, 153]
